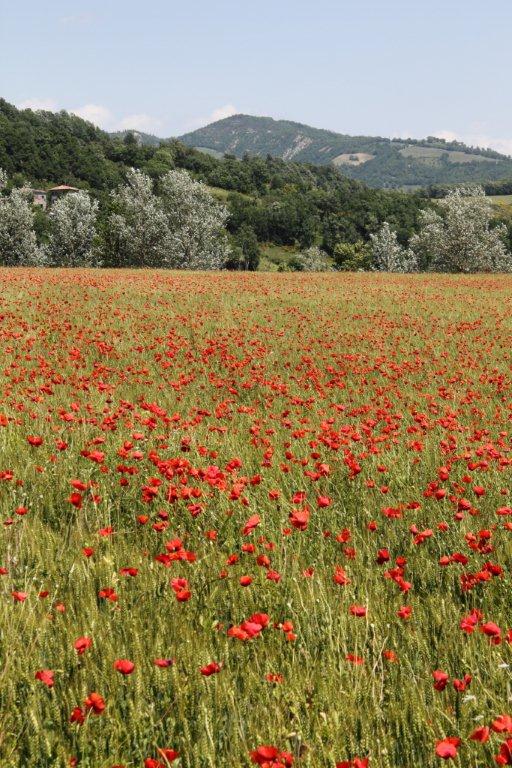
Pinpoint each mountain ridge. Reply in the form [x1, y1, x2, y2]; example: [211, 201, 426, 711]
[177, 114, 512, 188]
[3, 96, 512, 191]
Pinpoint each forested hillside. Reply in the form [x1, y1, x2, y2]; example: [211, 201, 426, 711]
[179, 114, 512, 188]
[0, 98, 427, 260]
[0, 99, 126, 189]
[3, 98, 512, 271]
[109, 129, 162, 147]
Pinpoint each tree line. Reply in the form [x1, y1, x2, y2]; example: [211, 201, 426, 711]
[1, 99, 512, 272]
[0, 168, 231, 269]
[298, 187, 512, 273]
[1, 165, 511, 273]
[0, 99, 427, 255]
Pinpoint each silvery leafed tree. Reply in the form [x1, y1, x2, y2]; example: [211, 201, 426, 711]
[107, 168, 230, 269]
[410, 186, 511, 272]
[47, 191, 99, 267]
[0, 170, 41, 266]
[159, 169, 231, 270]
[108, 169, 171, 268]
[370, 222, 417, 272]
[295, 246, 331, 271]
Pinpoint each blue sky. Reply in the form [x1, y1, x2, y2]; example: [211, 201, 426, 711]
[1, 0, 511, 153]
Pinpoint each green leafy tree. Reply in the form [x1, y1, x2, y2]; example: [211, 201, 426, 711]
[286, 255, 305, 272]
[333, 240, 372, 271]
[33, 206, 51, 246]
[226, 225, 260, 270]
[145, 148, 175, 178]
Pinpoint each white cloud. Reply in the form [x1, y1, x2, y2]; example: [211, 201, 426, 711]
[72, 105, 165, 135]
[117, 113, 164, 134]
[16, 98, 164, 134]
[207, 104, 239, 124]
[182, 103, 239, 132]
[71, 104, 115, 129]
[18, 98, 59, 112]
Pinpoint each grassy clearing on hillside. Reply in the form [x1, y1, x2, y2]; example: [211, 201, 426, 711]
[0, 270, 511, 768]
[399, 146, 495, 165]
[332, 153, 375, 167]
[489, 195, 512, 213]
[259, 243, 301, 270]
[205, 185, 232, 200]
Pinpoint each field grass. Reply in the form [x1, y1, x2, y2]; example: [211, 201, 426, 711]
[205, 186, 254, 203]
[0, 270, 511, 768]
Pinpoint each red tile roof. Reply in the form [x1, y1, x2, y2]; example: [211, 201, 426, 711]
[48, 185, 79, 192]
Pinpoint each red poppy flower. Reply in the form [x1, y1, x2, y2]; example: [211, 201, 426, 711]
[469, 726, 489, 742]
[113, 659, 135, 675]
[200, 662, 221, 676]
[289, 507, 310, 531]
[74, 636, 92, 655]
[432, 670, 449, 691]
[242, 514, 261, 535]
[250, 745, 293, 766]
[98, 587, 118, 602]
[435, 737, 460, 759]
[35, 669, 54, 687]
[481, 621, 501, 638]
[154, 658, 175, 668]
[84, 692, 105, 715]
[495, 739, 512, 766]
[492, 715, 512, 734]
[69, 707, 85, 725]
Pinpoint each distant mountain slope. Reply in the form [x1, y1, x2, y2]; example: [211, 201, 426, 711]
[109, 130, 162, 147]
[179, 114, 512, 188]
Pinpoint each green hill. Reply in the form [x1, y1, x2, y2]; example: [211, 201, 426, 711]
[109, 129, 162, 147]
[0, 98, 130, 189]
[179, 114, 512, 188]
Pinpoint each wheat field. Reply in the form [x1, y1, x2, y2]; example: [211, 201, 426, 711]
[0, 269, 511, 768]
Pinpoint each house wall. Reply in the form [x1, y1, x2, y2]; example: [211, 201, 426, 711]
[33, 194, 47, 210]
